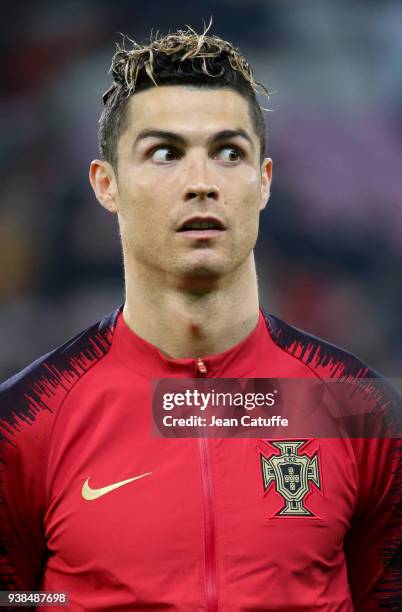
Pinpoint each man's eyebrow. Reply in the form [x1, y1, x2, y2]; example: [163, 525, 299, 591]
[132, 128, 255, 149]
[208, 129, 254, 149]
[133, 130, 187, 147]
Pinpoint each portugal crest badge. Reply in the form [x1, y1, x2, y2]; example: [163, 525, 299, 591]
[260, 440, 321, 517]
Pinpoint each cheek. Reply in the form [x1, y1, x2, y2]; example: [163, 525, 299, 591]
[117, 183, 172, 256]
[230, 174, 262, 222]
[118, 181, 156, 227]
[244, 171, 262, 199]
[225, 167, 261, 199]
[119, 169, 178, 219]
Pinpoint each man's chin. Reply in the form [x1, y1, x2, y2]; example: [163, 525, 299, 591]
[174, 264, 224, 292]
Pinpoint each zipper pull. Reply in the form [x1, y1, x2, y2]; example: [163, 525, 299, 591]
[196, 357, 207, 375]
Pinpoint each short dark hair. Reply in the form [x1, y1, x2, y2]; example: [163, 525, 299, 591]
[99, 25, 270, 168]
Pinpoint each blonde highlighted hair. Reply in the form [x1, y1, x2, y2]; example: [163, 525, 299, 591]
[99, 23, 269, 166]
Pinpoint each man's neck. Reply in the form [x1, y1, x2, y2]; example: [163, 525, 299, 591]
[122, 256, 260, 359]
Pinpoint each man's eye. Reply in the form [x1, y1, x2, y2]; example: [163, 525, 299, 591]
[215, 147, 242, 163]
[150, 147, 179, 163]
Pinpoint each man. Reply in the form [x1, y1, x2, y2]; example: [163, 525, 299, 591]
[0, 26, 400, 611]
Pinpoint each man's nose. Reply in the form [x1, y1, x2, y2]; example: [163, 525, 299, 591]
[182, 159, 220, 202]
[183, 182, 220, 201]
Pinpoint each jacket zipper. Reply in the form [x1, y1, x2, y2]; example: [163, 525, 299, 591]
[196, 358, 218, 612]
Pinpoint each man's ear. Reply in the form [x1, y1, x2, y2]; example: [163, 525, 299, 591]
[89, 159, 119, 213]
[260, 157, 273, 211]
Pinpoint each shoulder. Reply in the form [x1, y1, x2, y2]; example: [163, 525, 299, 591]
[264, 311, 376, 379]
[262, 310, 401, 438]
[0, 307, 120, 589]
[0, 307, 120, 446]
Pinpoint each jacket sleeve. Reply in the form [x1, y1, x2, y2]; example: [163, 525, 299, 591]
[345, 436, 402, 611]
[0, 407, 50, 591]
[0, 361, 59, 593]
[0, 311, 116, 596]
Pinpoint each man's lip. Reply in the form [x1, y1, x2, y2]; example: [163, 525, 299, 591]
[177, 216, 226, 232]
[176, 228, 225, 239]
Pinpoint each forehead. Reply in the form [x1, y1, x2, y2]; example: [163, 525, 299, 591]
[121, 86, 256, 141]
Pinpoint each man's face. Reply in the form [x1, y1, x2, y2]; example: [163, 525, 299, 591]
[105, 86, 271, 287]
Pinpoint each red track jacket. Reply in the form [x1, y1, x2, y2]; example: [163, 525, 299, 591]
[0, 307, 400, 610]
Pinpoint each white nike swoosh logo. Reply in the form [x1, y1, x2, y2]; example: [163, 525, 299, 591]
[82, 472, 152, 501]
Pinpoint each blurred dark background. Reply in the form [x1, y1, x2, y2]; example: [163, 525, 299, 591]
[1, 0, 401, 379]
